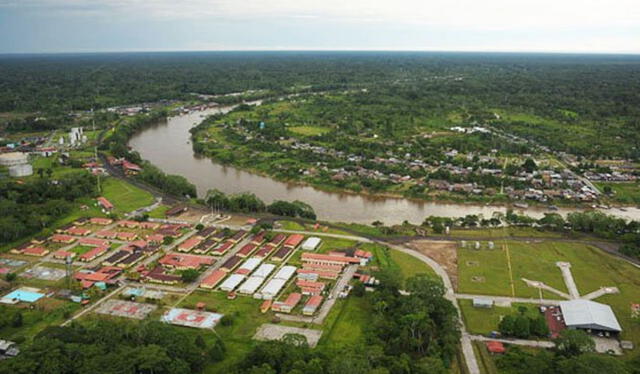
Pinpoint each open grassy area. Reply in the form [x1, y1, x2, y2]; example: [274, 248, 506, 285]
[458, 240, 640, 355]
[459, 299, 541, 335]
[147, 205, 169, 218]
[595, 182, 640, 205]
[0, 300, 80, 342]
[101, 177, 154, 213]
[288, 125, 332, 136]
[449, 227, 564, 239]
[319, 295, 370, 348]
[179, 290, 273, 373]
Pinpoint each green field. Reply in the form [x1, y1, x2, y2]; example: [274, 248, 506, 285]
[101, 177, 154, 213]
[595, 182, 640, 205]
[458, 299, 540, 335]
[458, 240, 640, 351]
[0, 300, 80, 342]
[320, 295, 370, 347]
[449, 227, 564, 239]
[288, 125, 332, 136]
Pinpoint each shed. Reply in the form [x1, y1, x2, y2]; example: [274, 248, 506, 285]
[473, 298, 494, 308]
[486, 341, 506, 354]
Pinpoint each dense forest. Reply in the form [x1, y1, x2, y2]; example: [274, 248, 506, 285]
[0, 172, 97, 244]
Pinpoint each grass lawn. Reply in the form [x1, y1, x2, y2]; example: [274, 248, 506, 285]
[459, 240, 640, 357]
[450, 227, 564, 239]
[148, 205, 169, 219]
[0, 300, 80, 342]
[277, 220, 307, 231]
[459, 299, 540, 335]
[179, 290, 272, 373]
[288, 125, 332, 136]
[595, 182, 640, 205]
[101, 177, 154, 213]
[363, 243, 438, 285]
[319, 296, 370, 348]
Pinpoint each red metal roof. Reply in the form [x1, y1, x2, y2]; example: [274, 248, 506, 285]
[485, 341, 506, 353]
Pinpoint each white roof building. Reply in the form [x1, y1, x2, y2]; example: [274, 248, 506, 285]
[259, 278, 287, 300]
[238, 276, 265, 295]
[302, 237, 322, 251]
[559, 300, 622, 332]
[237, 257, 262, 274]
[219, 274, 245, 292]
[273, 265, 297, 281]
[252, 263, 276, 279]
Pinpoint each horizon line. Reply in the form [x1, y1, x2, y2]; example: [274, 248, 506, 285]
[1, 49, 640, 56]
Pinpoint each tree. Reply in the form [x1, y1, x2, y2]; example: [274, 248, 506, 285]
[208, 338, 226, 363]
[513, 315, 531, 338]
[554, 329, 595, 357]
[180, 269, 199, 283]
[11, 312, 23, 328]
[522, 158, 537, 173]
[499, 315, 515, 336]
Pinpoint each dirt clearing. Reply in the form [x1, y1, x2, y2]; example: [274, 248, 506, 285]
[406, 240, 458, 289]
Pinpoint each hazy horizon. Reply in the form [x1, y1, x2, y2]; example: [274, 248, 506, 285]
[1, 0, 638, 54]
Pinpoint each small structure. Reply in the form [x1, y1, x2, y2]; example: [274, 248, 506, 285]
[272, 292, 302, 313]
[485, 341, 506, 354]
[0, 339, 19, 358]
[166, 205, 187, 217]
[97, 197, 114, 211]
[473, 298, 494, 308]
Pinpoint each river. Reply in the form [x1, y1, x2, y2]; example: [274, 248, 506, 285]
[128, 106, 640, 225]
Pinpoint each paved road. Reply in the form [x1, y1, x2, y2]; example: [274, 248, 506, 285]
[469, 334, 555, 348]
[62, 284, 126, 326]
[455, 293, 561, 306]
[556, 262, 580, 299]
[388, 243, 480, 374]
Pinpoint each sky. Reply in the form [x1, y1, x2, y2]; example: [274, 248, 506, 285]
[1, 0, 639, 54]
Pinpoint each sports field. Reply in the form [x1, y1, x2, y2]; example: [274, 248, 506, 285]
[101, 177, 154, 213]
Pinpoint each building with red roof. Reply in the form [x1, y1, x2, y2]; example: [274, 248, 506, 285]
[159, 253, 215, 270]
[90, 217, 113, 225]
[284, 234, 304, 248]
[51, 234, 77, 244]
[53, 249, 75, 259]
[485, 341, 506, 354]
[272, 293, 302, 313]
[74, 266, 122, 288]
[117, 220, 140, 228]
[79, 246, 109, 262]
[78, 237, 110, 247]
[22, 246, 49, 257]
[96, 230, 118, 239]
[66, 227, 92, 236]
[267, 233, 286, 247]
[116, 232, 138, 241]
[146, 234, 165, 244]
[97, 197, 114, 211]
[296, 279, 325, 295]
[139, 221, 160, 230]
[301, 252, 360, 267]
[199, 270, 227, 289]
[211, 240, 234, 256]
[122, 160, 142, 175]
[237, 243, 257, 258]
[303, 295, 324, 315]
[178, 237, 203, 252]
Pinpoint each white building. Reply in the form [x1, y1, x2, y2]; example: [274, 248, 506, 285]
[219, 274, 245, 292]
[301, 237, 322, 251]
[559, 300, 622, 333]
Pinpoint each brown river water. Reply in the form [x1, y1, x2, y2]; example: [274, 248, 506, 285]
[128, 106, 640, 225]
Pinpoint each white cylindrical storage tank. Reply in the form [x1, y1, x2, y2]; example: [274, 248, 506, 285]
[0, 152, 28, 166]
[9, 164, 33, 177]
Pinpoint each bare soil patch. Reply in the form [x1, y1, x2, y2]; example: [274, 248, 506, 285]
[406, 240, 458, 289]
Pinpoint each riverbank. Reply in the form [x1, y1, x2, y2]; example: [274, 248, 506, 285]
[128, 106, 640, 224]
